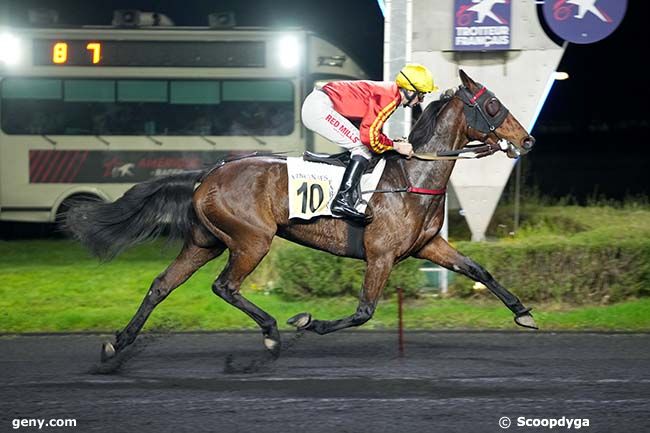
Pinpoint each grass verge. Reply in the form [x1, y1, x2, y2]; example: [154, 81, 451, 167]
[1, 240, 648, 332]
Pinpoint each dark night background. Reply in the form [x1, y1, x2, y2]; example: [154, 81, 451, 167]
[2, 0, 648, 201]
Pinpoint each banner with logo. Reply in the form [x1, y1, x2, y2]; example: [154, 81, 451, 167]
[453, 0, 511, 51]
[28, 150, 238, 183]
[542, 0, 627, 44]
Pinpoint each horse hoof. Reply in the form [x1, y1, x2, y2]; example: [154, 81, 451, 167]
[100, 341, 116, 362]
[515, 314, 538, 330]
[264, 337, 281, 358]
[287, 312, 312, 330]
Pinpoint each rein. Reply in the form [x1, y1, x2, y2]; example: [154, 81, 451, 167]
[362, 157, 447, 197]
[412, 143, 498, 161]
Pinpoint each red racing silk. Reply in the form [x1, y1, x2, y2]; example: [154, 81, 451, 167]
[321, 80, 402, 154]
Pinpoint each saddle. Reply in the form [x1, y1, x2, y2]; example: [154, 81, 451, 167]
[302, 151, 386, 174]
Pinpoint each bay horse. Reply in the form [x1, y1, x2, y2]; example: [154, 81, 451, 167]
[66, 70, 538, 362]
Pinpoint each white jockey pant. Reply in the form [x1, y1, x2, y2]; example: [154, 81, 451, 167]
[301, 89, 372, 160]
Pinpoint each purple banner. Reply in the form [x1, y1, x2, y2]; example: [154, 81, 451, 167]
[543, 0, 627, 44]
[453, 0, 511, 51]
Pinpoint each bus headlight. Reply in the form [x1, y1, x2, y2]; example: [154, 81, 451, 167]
[0, 33, 22, 66]
[278, 35, 300, 69]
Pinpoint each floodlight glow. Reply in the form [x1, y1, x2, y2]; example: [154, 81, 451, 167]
[554, 71, 569, 80]
[278, 35, 300, 69]
[0, 33, 22, 66]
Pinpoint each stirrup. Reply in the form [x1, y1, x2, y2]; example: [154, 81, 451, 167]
[331, 203, 368, 221]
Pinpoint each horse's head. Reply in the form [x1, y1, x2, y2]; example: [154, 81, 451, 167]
[457, 69, 535, 158]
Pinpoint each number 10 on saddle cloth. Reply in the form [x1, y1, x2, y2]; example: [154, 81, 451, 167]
[286, 157, 386, 220]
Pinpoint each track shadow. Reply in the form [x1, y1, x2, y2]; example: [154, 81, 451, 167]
[223, 330, 306, 374]
[88, 334, 159, 375]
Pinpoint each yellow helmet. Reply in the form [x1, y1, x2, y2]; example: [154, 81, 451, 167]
[395, 63, 438, 93]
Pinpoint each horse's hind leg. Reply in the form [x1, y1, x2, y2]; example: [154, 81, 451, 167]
[211, 237, 281, 357]
[415, 234, 537, 329]
[102, 241, 225, 362]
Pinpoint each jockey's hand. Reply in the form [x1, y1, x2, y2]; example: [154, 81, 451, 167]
[394, 141, 413, 158]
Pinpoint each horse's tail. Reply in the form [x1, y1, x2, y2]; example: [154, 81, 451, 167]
[64, 170, 208, 260]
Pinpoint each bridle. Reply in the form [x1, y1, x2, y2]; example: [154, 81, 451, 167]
[411, 84, 522, 161]
[457, 85, 508, 135]
[455, 84, 519, 157]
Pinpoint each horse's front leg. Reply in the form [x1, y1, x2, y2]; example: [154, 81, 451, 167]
[415, 235, 537, 329]
[287, 255, 393, 335]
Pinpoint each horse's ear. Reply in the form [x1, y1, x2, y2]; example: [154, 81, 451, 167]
[459, 69, 477, 90]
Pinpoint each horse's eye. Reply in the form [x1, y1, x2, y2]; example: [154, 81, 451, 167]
[485, 98, 500, 117]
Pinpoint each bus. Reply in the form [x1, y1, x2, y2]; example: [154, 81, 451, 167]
[0, 14, 368, 224]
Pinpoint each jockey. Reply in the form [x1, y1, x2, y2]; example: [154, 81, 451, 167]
[301, 63, 438, 223]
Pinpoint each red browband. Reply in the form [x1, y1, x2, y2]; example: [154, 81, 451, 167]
[469, 86, 487, 104]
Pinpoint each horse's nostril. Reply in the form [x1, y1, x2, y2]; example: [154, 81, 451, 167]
[522, 136, 535, 150]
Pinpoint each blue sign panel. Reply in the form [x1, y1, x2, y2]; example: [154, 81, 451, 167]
[453, 0, 512, 51]
[543, 0, 627, 44]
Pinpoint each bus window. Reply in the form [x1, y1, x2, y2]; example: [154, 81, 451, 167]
[118, 80, 167, 103]
[116, 80, 168, 135]
[1, 78, 62, 134]
[64, 80, 115, 102]
[170, 81, 220, 105]
[1, 78, 294, 136]
[222, 80, 293, 102]
[170, 81, 221, 135]
[220, 80, 294, 136]
[2, 78, 62, 99]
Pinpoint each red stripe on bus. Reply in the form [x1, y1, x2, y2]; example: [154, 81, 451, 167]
[31, 151, 49, 183]
[30, 151, 47, 182]
[51, 151, 74, 183]
[59, 151, 80, 183]
[29, 151, 37, 179]
[67, 151, 89, 183]
[39, 151, 64, 183]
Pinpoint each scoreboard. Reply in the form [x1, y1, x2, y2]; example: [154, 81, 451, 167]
[32, 40, 266, 67]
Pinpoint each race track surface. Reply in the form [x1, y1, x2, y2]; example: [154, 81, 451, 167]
[1, 332, 649, 432]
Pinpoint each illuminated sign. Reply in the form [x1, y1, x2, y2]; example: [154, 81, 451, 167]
[51, 41, 101, 64]
[32, 40, 266, 67]
[542, 0, 627, 44]
[453, 0, 511, 51]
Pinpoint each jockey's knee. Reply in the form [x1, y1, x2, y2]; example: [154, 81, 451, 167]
[350, 146, 372, 161]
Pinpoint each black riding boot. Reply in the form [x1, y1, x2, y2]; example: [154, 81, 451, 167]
[331, 155, 372, 223]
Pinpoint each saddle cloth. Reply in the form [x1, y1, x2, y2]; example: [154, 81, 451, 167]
[287, 157, 386, 220]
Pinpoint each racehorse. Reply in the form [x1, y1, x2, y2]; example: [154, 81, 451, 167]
[66, 70, 538, 362]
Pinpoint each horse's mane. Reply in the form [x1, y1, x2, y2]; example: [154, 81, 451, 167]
[407, 89, 455, 147]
